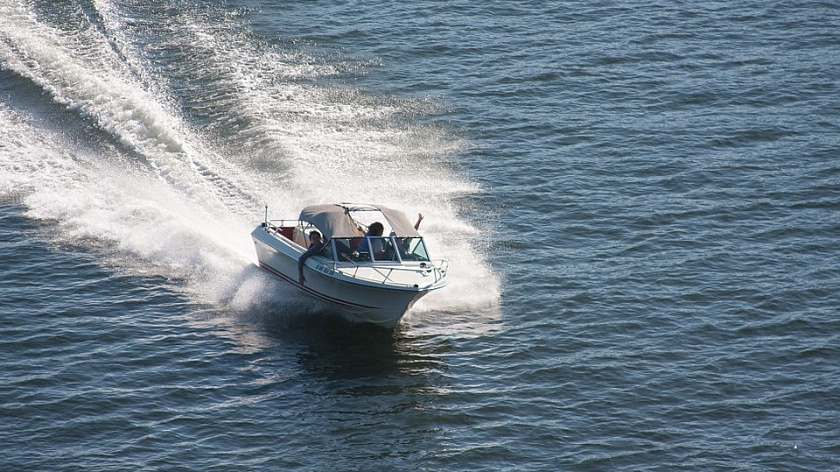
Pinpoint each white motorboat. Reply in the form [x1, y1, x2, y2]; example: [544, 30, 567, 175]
[251, 203, 449, 328]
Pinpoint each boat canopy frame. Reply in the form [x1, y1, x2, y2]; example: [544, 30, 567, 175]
[298, 203, 421, 240]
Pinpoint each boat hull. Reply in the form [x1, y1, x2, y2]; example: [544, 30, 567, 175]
[251, 226, 435, 328]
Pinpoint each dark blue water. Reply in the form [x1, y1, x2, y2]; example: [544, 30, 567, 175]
[2, 1, 839, 470]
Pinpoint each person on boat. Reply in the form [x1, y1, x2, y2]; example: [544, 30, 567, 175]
[298, 231, 326, 285]
[414, 213, 424, 230]
[357, 222, 387, 259]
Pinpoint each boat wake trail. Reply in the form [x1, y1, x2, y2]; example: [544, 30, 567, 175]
[0, 0, 500, 324]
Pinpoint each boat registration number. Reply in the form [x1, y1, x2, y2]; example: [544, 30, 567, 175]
[315, 263, 334, 276]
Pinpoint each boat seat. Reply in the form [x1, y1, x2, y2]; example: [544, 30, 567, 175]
[277, 226, 294, 240]
[292, 227, 308, 248]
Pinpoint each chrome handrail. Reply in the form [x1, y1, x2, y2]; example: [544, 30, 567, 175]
[330, 259, 449, 287]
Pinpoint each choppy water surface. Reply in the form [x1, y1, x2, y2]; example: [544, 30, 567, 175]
[1, 1, 838, 470]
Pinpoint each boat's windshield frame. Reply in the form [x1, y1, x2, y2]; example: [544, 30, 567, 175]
[327, 235, 431, 265]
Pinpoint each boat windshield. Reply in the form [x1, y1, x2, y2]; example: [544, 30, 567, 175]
[395, 237, 430, 262]
[329, 236, 431, 263]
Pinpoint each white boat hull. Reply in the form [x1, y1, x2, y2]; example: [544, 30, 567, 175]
[252, 225, 441, 328]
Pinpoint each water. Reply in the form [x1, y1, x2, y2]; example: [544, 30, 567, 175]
[1, 0, 838, 470]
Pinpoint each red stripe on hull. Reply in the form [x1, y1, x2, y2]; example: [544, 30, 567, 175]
[258, 262, 377, 310]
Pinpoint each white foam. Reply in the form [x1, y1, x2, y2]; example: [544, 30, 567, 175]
[0, 1, 500, 321]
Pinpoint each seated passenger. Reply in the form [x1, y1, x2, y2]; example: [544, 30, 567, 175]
[356, 221, 387, 260]
[298, 231, 326, 285]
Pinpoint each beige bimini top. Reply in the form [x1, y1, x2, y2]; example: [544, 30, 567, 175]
[298, 203, 421, 239]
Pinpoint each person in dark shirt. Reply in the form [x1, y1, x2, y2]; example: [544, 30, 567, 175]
[298, 231, 325, 285]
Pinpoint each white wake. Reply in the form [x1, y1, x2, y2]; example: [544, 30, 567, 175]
[0, 0, 500, 323]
